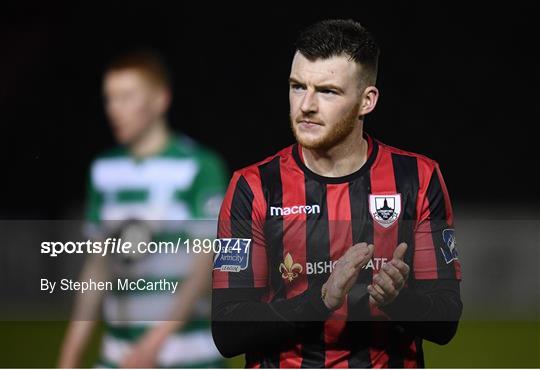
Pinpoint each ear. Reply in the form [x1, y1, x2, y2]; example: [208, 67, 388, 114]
[358, 85, 379, 116]
[154, 87, 171, 115]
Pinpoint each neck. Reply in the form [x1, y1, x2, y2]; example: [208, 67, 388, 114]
[301, 124, 367, 178]
[129, 118, 170, 158]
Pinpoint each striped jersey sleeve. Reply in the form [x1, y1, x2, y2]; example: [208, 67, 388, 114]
[413, 161, 462, 280]
[212, 169, 268, 289]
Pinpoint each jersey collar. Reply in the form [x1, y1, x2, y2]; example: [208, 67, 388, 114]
[292, 132, 378, 184]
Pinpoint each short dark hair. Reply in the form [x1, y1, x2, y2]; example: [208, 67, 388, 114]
[295, 19, 380, 85]
[105, 49, 171, 88]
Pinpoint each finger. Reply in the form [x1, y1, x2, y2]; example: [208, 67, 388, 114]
[335, 263, 361, 291]
[392, 242, 408, 261]
[365, 243, 374, 258]
[357, 244, 375, 268]
[341, 244, 363, 263]
[368, 285, 384, 304]
[351, 242, 374, 258]
[373, 271, 396, 296]
[371, 275, 387, 296]
[342, 243, 373, 267]
[390, 259, 410, 278]
[381, 263, 405, 288]
[344, 246, 371, 270]
[336, 256, 359, 273]
[349, 242, 367, 254]
[373, 283, 385, 297]
[367, 284, 385, 304]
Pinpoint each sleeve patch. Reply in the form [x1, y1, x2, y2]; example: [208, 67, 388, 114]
[441, 228, 458, 264]
[213, 238, 251, 272]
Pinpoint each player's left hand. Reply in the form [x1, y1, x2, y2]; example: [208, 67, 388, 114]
[119, 331, 161, 368]
[367, 242, 409, 307]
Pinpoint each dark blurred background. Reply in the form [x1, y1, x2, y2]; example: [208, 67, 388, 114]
[1, 2, 538, 219]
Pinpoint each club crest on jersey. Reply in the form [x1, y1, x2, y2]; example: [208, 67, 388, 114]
[369, 194, 401, 228]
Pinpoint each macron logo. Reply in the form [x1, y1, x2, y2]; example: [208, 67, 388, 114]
[270, 204, 321, 216]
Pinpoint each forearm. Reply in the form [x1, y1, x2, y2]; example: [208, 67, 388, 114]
[144, 252, 215, 348]
[58, 320, 98, 367]
[152, 278, 210, 341]
[380, 280, 463, 344]
[58, 254, 108, 366]
[211, 287, 331, 358]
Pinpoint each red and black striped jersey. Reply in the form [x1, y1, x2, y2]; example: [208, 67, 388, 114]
[212, 133, 461, 368]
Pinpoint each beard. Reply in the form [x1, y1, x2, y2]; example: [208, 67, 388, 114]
[290, 103, 361, 151]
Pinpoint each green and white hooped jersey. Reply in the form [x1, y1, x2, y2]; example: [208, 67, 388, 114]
[85, 134, 227, 368]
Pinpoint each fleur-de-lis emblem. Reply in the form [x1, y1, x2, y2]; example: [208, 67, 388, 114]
[279, 253, 303, 282]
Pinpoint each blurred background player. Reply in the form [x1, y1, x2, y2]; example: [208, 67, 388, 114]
[58, 50, 227, 368]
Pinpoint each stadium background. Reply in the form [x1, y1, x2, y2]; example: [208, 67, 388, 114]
[1, 2, 539, 368]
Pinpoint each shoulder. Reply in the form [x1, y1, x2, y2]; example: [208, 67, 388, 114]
[90, 146, 129, 172]
[87, 147, 129, 190]
[375, 139, 442, 184]
[220, 146, 294, 219]
[232, 145, 295, 184]
[169, 134, 220, 160]
[168, 134, 228, 173]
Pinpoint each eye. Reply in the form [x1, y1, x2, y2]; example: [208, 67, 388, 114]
[320, 89, 337, 95]
[291, 84, 306, 92]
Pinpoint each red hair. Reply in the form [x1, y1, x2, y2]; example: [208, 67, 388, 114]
[105, 49, 171, 88]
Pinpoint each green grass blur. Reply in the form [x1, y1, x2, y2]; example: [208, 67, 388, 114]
[424, 321, 540, 368]
[0, 321, 538, 368]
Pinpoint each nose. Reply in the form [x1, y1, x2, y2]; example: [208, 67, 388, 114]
[300, 89, 318, 114]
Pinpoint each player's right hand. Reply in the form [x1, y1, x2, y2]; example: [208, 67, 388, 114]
[322, 242, 374, 311]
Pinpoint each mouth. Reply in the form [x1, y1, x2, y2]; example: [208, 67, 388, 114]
[297, 120, 323, 127]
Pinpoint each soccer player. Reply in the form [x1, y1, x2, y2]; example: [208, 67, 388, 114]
[211, 20, 462, 368]
[58, 50, 227, 368]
